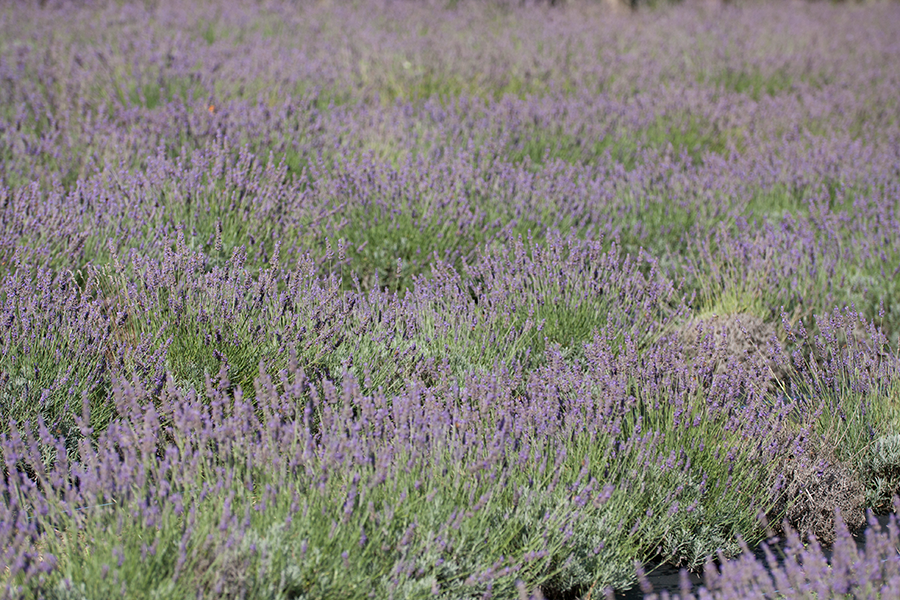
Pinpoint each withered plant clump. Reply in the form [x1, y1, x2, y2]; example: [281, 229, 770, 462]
[766, 429, 866, 546]
[676, 313, 792, 394]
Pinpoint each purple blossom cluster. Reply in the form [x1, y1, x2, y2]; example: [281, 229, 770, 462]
[1, 0, 900, 598]
[638, 506, 900, 600]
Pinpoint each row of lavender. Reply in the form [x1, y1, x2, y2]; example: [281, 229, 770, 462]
[3, 1, 900, 325]
[2, 0, 900, 598]
[3, 233, 900, 597]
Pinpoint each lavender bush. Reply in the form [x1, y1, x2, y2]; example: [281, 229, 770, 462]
[2, 0, 900, 598]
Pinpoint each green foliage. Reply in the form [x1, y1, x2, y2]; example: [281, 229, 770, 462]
[198, 19, 217, 46]
[0, 270, 115, 454]
[682, 231, 783, 322]
[406, 239, 680, 381]
[504, 115, 745, 171]
[336, 207, 468, 294]
[864, 433, 900, 513]
[832, 267, 900, 348]
[652, 468, 744, 569]
[707, 67, 796, 102]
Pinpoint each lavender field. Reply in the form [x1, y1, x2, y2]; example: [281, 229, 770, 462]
[2, 0, 900, 598]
